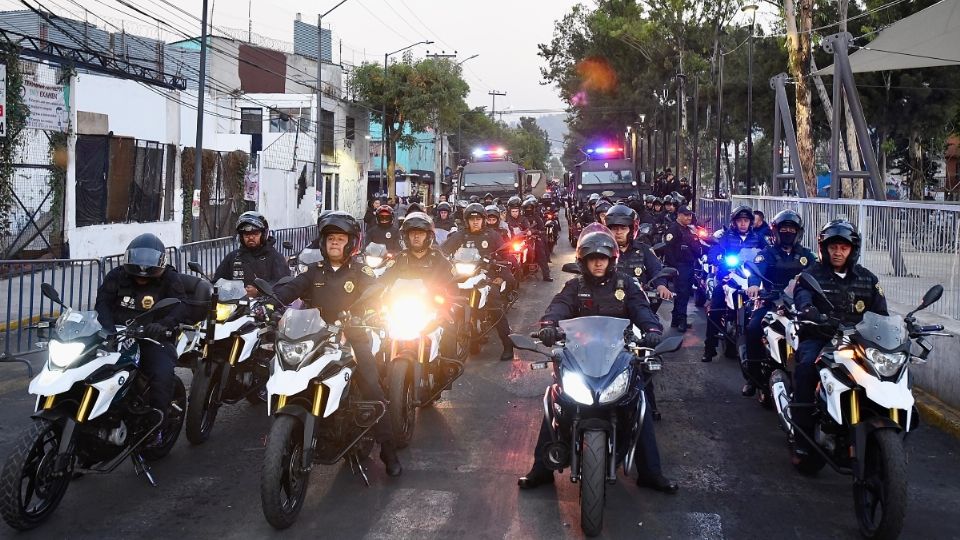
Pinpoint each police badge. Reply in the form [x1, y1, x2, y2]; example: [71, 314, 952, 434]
[141, 295, 155, 309]
[634, 267, 643, 277]
[344, 281, 355, 293]
[614, 289, 625, 301]
[665, 233, 674, 241]
[481, 240, 488, 249]
[362, 266, 375, 277]
[800, 256, 808, 265]
[385, 232, 392, 239]
[755, 254, 764, 263]
[855, 300, 865, 313]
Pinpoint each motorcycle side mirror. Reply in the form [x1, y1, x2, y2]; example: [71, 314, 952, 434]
[651, 242, 666, 251]
[40, 283, 64, 307]
[253, 278, 276, 298]
[561, 262, 581, 274]
[650, 267, 678, 283]
[798, 272, 834, 311]
[282, 240, 294, 250]
[911, 284, 944, 315]
[509, 333, 538, 351]
[276, 276, 294, 287]
[149, 297, 181, 312]
[653, 335, 683, 355]
[187, 261, 213, 282]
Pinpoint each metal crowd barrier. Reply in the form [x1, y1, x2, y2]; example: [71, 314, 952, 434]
[0, 258, 103, 375]
[272, 225, 318, 258]
[696, 198, 732, 232]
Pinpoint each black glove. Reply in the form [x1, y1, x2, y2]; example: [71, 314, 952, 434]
[641, 331, 662, 348]
[144, 323, 168, 341]
[800, 306, 826, 323]
[539, 325, 559, 347]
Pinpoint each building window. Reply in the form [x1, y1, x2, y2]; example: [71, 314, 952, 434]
[321, 109, 334, 156]
[346, 116, 355, 141]
[323, 173, 339, 211]
[240, 108, 262, 134]
[270, 108, 311, 133]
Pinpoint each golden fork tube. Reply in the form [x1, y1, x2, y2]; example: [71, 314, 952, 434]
[76, 386, 95, 422]
[311, 384, 325, 417]
[890, 408, 900, 425]
[228, 336, 242, 366]
[849, 390, 861, 424]
[418, 338, 427, 364]
[43, 395, 56, 410]
[276, 394, 287, 410]
[470, 289, 479, 309]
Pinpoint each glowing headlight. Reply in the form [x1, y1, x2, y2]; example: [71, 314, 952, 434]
[561, 371, 593, 405]
[598, 369, 631, 404]
[277, 340, 314, 368]
[215, 303, 237, 322]
[365, 255, 384, 268]
[386, 296, 435, 340]
[49, 340, 85, 369]
[455, 263, 477, 276]
[865, 348, 907, 377]
[724, 255, 740, 268]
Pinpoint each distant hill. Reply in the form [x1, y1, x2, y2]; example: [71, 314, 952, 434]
[535, 113, 569, 156]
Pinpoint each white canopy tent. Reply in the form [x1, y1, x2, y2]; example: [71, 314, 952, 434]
[817, 0, 960, 74]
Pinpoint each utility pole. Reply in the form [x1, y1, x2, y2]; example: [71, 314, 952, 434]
[427, 52, 457, 203]
[713, 35, 725, 199]
[315, 1, 351, 207]
[743, 4, 758, 195]
[691, 76, 700, 209]
[192, 0, 210, 241]
[675, 72, 685, 176]
[488, 90, 506, 118]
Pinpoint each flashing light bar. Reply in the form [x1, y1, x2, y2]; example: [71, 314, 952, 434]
[472, 147, 508, 158]
[585, 146, 623, 155]
[724, 255, 740, 268]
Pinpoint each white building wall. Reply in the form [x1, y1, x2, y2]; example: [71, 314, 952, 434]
[257, 167, 318, 229]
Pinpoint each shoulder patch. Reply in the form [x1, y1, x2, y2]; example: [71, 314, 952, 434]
[385, 260, 396, 268]
[876, 284, 884, 296]
[755, 254, 764, 263]
[362, 265, 375, 277]
[665, 233, 674, 241]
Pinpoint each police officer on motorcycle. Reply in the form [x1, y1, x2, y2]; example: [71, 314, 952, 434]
[578, 193, 601, 226]
[95, 234, 187, 446]
[485, 204, 510, 242]
[366, 205, 402, 253]
[662, 206, 702, 332]
[518, 228, 677, 493]
[504, 196, 526, 237]
[791, 219, 886, 461]
[522, 198, 553, 281]
[741, 210, 816, 396]
[274, 212, 402, 476]
[213, 212, 289, 297]
[605, 204, 673, 304]
[701, 205, 766, 362]
[434, 201, 456, 232]
[441, 203, 517, 361]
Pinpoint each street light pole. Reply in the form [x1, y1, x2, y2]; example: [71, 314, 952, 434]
[714, 42, 724, 199]
[743, 4, 758, 195]
[315, 0, 352, 209]
[675, 73, 685, 177]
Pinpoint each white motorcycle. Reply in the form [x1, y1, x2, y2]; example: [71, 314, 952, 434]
[0, 284, 187, 531]
[452, 246, 511, 355]
[254, 279, 385, 530]
[716, 247, 762, 360]
[773, 275, 949, 539]
[363, 242, 391, 278]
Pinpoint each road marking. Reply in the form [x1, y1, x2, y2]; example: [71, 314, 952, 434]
[686, 512, 724, 540]
[364, 488, 458, 540]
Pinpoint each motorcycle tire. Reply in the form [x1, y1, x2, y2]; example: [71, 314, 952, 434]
[580, 430, 607, 537]
[853, 429, 907, 540]
[792, 445, 826, 477]
[142, 377, 187, 461]
[261, 415, 309, 530]
[186, 365, 221, 445]
[0, 419, 72, 531]
[694, 287, 707, 308]
[388, 360, 416, 449]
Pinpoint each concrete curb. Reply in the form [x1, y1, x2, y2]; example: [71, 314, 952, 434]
[915, 387, 960, 439]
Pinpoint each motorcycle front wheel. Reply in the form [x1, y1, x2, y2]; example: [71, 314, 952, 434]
[186, 365, 222, 445]
[388, 359, 416, 449]
[261, 415, 309, 530]
[0, 419, 72, 531]
[580, 430, 607, 537]
[853, 429, 907, 540]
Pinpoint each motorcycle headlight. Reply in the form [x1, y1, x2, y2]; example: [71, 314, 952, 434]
[561, 371, 593, 405]
[724, 255, 740, 268]
[49, 340, 85, 369]
[365, 255, 384, 268]
[386, 296, 435, 340]
[864, 348, 907, 377]
[512, 242, 524, 252]
[598, 369, 631, 404]
[277, 340, 315, 368]
[215, 303, 237, 322]
[455, 262, 477, 276]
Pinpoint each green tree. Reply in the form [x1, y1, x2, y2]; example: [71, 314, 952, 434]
[352, 57, 469, 197]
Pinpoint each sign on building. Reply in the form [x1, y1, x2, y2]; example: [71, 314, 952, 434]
[0, 64, 6, 137]
[23, 80, 67, 132]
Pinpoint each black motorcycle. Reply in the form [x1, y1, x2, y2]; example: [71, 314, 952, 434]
[510, 319, 682, 537]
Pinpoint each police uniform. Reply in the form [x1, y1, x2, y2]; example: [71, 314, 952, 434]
[274, 259, 395, 443]
[617, 240, 669, 310]
[662, 219, 702, 327]
[95, 266, 188, 412]
[742, 244, 816, 383]
[366, 223, 403, 252]
[703, 227, 766, 358]
[521, 210, 552, 278]
[792, 262, 887, 437]
[213, 237, 289, 286]
[434, 216, 456, 232]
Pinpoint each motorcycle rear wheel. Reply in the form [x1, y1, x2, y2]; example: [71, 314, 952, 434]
[580, 430, 607, 537]
[142, 377, 187, 461]
[0, 419, 72, 531]
[261, 415, 309, 530]
[853, 429, 907, 540]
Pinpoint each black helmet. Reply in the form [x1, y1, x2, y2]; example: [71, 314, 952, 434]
[484, 204, 500, 219]
[644, 195, 656, 204]
[663, 195, 677, 207]
[653, 197, 663, 206]
[318, 211, 361, 258]
[576, 227, 619, 278]
[468, 195, 480, 203]
[464, 203, 485, 220]
[407, 202, 424, 214]
[594, 200, 612, 218]
[375, 205, 394, 225]
[436, 201, 452, 214]
[730, 204, 753, 223]
[588, 193, 601, 205]
[605, 204, 637, 237]
[122, 233, 167, 278]
[400, 211, 435, 248]
[818, 219, 861, 268]
[507, 196, 523, 209]
[483, 192, 494, 200]
[236, 211, 268, 235]
[521, 199, 537, 212]
[771, 209, 804, 247]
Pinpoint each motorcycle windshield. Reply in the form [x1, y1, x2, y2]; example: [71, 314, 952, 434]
[559, 316, 629, 378]
[435, 229, 450, 245]
[577, 223, 615, 246]
[453, 247, 480, 264]
[856, 312, 907, 351]
[278, 308, 327, 340]
[55, 309, 103, 341]
[214, 279, 247, 301]
[365, 243, 388, 258]
[298, 248, 324, 266]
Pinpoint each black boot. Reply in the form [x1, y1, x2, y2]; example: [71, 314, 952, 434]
[518, 466, 555, 489]
[636, 472, 679, 494]
[741, 382, 757, 397]
[380, 441, 402, 477]
[500, 345, 514, 361]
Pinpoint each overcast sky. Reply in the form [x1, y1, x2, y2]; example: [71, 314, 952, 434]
[169, 0, 581, 113]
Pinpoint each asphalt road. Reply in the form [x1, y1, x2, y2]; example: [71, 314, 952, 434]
[1, 242, 959, 539]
